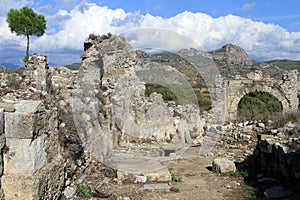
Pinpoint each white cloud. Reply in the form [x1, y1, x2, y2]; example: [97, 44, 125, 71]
[1, 1, 300, 66]
[242, 2, 256, 11]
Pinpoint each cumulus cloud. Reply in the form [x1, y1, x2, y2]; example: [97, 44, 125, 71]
[1, 1, 300, 66]
[242, 2, 256, 11]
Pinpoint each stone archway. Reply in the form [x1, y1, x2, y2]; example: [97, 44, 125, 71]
[226, 70, 298, 121]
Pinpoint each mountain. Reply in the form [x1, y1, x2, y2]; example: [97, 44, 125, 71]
[0, 63, 20, 69]
[209, 44, 253, 66]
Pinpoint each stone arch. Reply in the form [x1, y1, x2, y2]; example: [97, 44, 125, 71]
[225, 71, 299, 121]
[231, 88, 287, 120]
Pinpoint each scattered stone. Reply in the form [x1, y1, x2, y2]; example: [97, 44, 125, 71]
[257, 134, 274, 141]
[241, 134, 251, 142]
[63, 186, 76, 199]
[212, 158, 236, 174]
[264, 186, 291, 199]
[258, 122, 265, 128]
[134, 175, 147, 183]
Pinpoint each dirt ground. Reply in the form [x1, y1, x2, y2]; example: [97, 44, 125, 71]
[109, 146, 250, 200]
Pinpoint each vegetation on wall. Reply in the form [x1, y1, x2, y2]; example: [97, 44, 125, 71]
[237, 91, 282, 121]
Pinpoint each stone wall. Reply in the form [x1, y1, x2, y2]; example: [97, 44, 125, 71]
[80, 34, 204, 147]
[227, 70, 299, 121]
[0, 55, 65, 200]
[255, 137, 300, 179]
[1, 100, 64, 200]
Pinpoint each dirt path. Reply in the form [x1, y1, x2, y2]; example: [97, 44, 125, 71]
[113, 146, 246, 200]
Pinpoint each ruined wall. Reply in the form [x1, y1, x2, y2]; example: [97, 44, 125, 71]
[255, 137, 300, 179]
[227, 70, 299, 121]
[0, 56, 65, 200]
[83, 35, 204, 146]
[0, 35, 206, 199]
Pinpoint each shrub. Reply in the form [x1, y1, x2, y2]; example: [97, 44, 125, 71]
[145, 83, 177, 102]
[238, 91, 282, 121]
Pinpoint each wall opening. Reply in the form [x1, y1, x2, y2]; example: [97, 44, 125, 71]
[237, 91, 283, 121]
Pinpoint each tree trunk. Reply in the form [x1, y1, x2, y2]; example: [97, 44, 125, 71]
[26, 34, 30, 59]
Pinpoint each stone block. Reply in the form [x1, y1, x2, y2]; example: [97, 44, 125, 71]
[4, 136, 46, 175]
[5, 100, 44, 139]
[0, 108, 3, 134]
[0, 102, 15, 112]
[257, 134, 274, 141]
[212, 157, 236, 174]
[1, 174, 37, 200]
[2, 159, 64, 200]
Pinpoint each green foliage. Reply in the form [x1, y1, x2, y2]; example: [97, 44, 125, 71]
[145, 83, 211, 111]
[238, 91, 282, 120]
[243, 185, 257, 200]
[7, 6, 46, 58]
[64, 63, 81, 71]
[99, 103, 107, 118]
[170, 172, 182, 182]
[145, 83, 177, 101]
[76, 184, 91, 197]
[169, 187, 180, 192]
[23, 55, 29, 63]
[267, 144, 273, 153]
[230, 170, 249, 178]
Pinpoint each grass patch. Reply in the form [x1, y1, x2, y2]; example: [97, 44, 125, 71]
[76, 184, 92, 197]
[145, 83, 177, 102]
[243, 185, 257, 200]
[230, 170, 249, 178]
[171, 172, 182, 182]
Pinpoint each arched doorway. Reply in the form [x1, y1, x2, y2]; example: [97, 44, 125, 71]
[237, 91, 283, 121]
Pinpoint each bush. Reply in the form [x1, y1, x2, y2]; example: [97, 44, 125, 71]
[145, 83, 177, 102]
[238, 91, 282, 121]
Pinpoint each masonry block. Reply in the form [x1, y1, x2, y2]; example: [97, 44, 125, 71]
[5, 101, 44, 139]
[4, 136, 46, 175]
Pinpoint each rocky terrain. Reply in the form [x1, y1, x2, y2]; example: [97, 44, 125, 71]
[0, 34, 299, 200]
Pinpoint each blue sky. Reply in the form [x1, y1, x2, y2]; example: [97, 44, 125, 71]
[1, 0, 300, 66]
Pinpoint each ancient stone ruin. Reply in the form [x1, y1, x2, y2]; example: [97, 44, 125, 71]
[0, 34, 299, 199]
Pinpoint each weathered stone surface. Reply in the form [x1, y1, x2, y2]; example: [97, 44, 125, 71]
[264, 186, 291, 199]
[25, 54, 52, 94]
[227, 70, 298, 121]
[0, 108, 3, 134]
[4, 136, 46, 174]
[2, 158, 64, 200]
[212, 158, 236, 174]
[142, 183, 171, 190]
[0, 102, 14, 112]
[109, 153, 171, 183]
[5, 100, 45, 139]
[63, 186, 76, 199]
